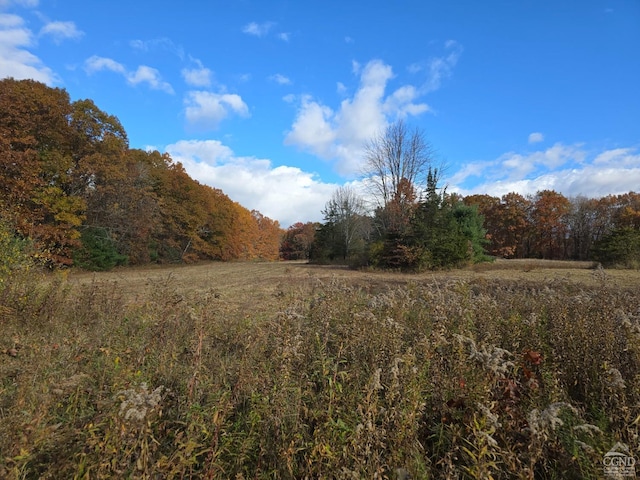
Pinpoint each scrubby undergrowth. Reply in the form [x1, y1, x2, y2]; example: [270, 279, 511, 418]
[1, 265, 639, 479]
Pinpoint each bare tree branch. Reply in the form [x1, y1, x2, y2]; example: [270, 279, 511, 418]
[362, 119, 435, 208]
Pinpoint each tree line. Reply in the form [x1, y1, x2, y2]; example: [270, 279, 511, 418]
[283, 121, 640, 269]
[3, 79, 637, 272]
[465, 190, 640, 266]
[0, 78, 281, 270]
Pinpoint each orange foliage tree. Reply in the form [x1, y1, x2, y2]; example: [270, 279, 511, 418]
[0, 79, 283, 268]
[530, 190, 571, 259]
[0, 78, 84, 265]
[465, 193, 531, 258]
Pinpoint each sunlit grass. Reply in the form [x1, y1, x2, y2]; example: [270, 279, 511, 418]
[1, 262, 639, 478]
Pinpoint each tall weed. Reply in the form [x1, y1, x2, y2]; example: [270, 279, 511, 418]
[1, 267, 638, 478]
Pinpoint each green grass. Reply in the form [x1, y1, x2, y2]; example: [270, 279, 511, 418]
[1, 261, 639, 478]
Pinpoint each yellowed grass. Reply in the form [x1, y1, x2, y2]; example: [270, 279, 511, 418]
[67, 259, 640, 303]
[2, 259, 638, 478]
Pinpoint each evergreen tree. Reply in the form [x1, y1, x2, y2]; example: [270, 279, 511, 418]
[451, 203, 491, 263]
[405, 168, 489, 270]
[73, 226, 128, 271]
[591, 227, 640, 269]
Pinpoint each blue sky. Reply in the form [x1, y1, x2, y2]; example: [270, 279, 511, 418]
[1, 0, 639, 227]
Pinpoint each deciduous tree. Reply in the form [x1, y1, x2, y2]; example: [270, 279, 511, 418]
[363, 120, 435, 232]
[281, 222, 317, 260]
[320, 186, 370, 260]
[530, 190, 571, 259]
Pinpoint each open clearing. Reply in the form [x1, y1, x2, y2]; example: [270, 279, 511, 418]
[67, 258, 640, 310]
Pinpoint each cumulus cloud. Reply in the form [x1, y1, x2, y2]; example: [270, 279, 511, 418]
[284, 59, 430, 175]
[165, 139, 337, 226]
[84, 55, 126, 74]
[184, 91, 250, 130]
[0, 12, 56, 84]
[84, 55, 173, 93]
[269, 73, 291, 85]
[285, 94, 337, 158]
[448, 145, 640, 200]
[500, 143, 585, 177]
[39, 20, 83, 44]
[242, 21, 274, 37]
[182, 64, 212, 87]
[528, 132, 544, 144]
[383, 85, 430, 117]
[127, 65, 174, 93]
[593, 147, 640, 166]
[451, 142, 586, 187]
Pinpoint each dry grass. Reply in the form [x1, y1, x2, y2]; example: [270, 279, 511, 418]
[1, 260, 639, 478]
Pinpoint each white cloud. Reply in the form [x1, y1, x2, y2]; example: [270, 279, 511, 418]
[277, 32, 290, 41]
[182, 64, 212, 87]
[165, 139, 233, 163]
[184, 90, 250, 130]
[383, 85, 430, 117]
[448, 145, 640, 200]
[84, 55, 126, 74]
[0, 0, 38, 7]
[129, 39, 147, 50]
[528, 132, 544, 144]
[447, 161, 491, 187]
[165, 139, 337, 226]
[495, 143, 585, 180]
[128, 37, 184, 59]
[422, 40, 463, 93]
[285, 94, 336, 157]
[127, 65, 174, 93]
[0, 12, 56, 84]
[269, 73, 291, 85]
[84, 55, 173, 93]
[593, 147, 640, 166]
[242, 21, 274, 37]
[458, 166, 640, 200]
[285, 59, 430, 175]
[39, 20, 83, 44]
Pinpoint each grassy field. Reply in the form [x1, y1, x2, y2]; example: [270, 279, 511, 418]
[1, 260, 639, 478]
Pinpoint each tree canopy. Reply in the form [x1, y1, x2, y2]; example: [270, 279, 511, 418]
[0, 78, 282, 269]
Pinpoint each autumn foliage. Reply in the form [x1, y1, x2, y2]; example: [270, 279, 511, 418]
[465, 190, 640, 267]
[0, 79, 281, 268]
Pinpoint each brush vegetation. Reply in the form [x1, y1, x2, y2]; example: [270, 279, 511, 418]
[1, 260, 639, 479]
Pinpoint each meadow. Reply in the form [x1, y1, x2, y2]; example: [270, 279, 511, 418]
[1, 260, 639, 479]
